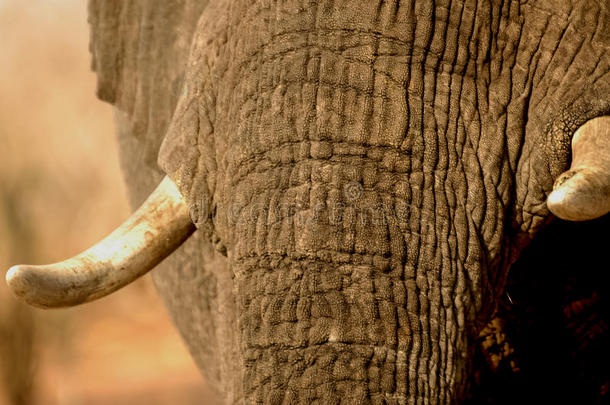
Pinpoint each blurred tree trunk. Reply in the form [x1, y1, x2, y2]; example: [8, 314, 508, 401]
[0, 187, 36, 405]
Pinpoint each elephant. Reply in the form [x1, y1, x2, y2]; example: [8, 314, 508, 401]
[6, 0, 610, 403]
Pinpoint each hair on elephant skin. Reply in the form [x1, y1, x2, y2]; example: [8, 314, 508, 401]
[70, 0, 610, 403]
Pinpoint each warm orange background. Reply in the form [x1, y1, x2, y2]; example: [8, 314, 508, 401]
[0, 2, 215, 404]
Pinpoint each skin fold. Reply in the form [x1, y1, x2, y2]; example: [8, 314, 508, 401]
[88, 0, 610, 403]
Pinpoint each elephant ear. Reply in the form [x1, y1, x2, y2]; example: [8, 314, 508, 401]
[156, 0, 230, 250]
[88, 0, 210, 204]
[88, 2, 244, 404]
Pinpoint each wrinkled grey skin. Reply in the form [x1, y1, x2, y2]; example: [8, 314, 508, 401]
[89, 0, 610, 403]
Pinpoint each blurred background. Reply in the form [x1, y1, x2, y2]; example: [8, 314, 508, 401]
[0, 1, 214, 404]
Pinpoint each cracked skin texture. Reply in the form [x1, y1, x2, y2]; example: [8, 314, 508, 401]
[88, 0, 610, 403]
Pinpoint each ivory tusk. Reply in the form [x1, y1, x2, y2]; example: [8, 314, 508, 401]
[547, 115, 610, 221]
[6, 176, 195, 308]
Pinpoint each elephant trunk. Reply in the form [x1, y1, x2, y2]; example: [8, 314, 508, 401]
[228, 181, 480, 403]
[6, 176, 195, 308]
[154, 2, 524, 401]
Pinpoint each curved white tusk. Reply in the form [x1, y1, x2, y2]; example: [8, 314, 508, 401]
[547, 115, 610, 221]
[6, 176, 195, 308]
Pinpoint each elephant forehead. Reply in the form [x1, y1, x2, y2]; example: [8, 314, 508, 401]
[226, 1, 493, 82]
[158, 0, 610, 258]
[211, 0, 610, 170]
[213, 2, 492, 183]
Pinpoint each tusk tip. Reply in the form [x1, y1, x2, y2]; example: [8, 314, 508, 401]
[5, 264, 65, 309]
[547, 170, 610, 221]
[547, 188, 577, 221]
[6, 264, 35, 300]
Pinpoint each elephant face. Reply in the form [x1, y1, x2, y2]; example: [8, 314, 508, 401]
[154, 1, 610, 401]
[8, 0, 610, 403]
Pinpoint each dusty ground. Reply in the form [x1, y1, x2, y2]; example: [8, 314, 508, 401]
[0, 2, 216, 404]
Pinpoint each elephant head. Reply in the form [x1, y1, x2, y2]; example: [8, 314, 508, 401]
[7, 0, 610, 403]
